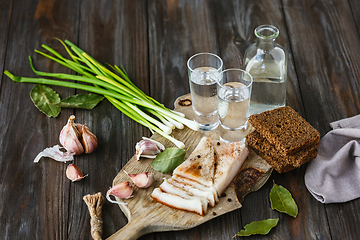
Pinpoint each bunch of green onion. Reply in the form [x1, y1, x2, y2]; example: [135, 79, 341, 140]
[4, 39, 199, 148]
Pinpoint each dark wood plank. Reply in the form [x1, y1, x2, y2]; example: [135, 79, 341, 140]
[148, 0, 220, 110]
[213, 1, 332, 239]
[283, 0, 360, 133]
[326, 0, 360, 237]
[75, 1, 150, 239]
[147, 0, 238, 239]
[214, 0, 305, 117]
[283, 0, 360, 239]
[0, 0, 11, 81]
[349, 0, 360, 32]
[1, 0, 359, 239]
[0, 0, 80, 239]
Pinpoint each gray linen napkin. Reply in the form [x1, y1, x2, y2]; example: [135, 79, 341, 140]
[304, 114, 360, 203]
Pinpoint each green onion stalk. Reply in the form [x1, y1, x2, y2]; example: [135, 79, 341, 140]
[4, 39, 199, 148]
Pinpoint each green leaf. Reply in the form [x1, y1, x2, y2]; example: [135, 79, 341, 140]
[151, 148, 186, 173]
[270, 182, 298, 218]
[30, 84, 61, 117]
[233, 218, 279, 237]
[56, 93, 104, 109]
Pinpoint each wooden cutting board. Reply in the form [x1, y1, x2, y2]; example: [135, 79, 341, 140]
[107, 94, 272, 240]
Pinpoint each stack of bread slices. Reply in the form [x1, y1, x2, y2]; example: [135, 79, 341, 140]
[151, 137, 249, 216]
[246, 106, 320, 173]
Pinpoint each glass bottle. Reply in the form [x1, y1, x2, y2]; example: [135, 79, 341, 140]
[244, 25, 287, 115]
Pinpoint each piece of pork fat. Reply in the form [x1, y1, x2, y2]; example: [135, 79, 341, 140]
[167, 177, 217, 207]
[159, 179, 208, 213]
[150, 188, 207, 216]
[212, 140, 249, 196]
[173, 137, 215, 187]
[172, 174, 219, 203]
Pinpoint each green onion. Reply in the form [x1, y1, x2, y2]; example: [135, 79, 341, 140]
[4, 40, 199, 148]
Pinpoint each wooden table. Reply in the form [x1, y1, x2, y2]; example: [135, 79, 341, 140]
[1, 0, 360, 239]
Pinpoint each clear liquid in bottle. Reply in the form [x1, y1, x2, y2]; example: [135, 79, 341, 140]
[244, 25, 287, 115]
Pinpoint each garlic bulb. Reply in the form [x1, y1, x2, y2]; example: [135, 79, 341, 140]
[59, 115, 84, 155]
[66, 164, 87, 182]
[76, 124, 98, 154]
[125, 171, 154, 188]
[35, 115, 98, 164]
[106, 182, 133, 205]
[135, 137, 165, 160]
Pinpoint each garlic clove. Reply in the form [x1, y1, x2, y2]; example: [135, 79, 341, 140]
[59, 115, 84, 155]
[106, 182, 133, 205]
[66, 164, 87, 182]
[135, 137, 165, 160]
[125, 171, 154, 188]
[76, 124, 98, 154]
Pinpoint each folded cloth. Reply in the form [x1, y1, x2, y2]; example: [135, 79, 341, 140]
[304, 114, 360, 203]
[329, 114, 360, 129]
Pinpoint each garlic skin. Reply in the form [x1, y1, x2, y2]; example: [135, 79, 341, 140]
[106, 182, 133, 205]
[76, 124, 98, 154]
[66, 164, 87, 182]
[59, 115, 84, 155]
[135, 137, 165, 160]
[125, 171, 154, 188]
[34, 145, 74, 163]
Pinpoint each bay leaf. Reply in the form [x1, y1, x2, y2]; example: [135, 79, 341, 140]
[56, 93, 104, 109]
[270, 182, 298, 218]
[30, 84, 61, 118]
[233, 218, 279, 237]
[151, 148, 186, 173]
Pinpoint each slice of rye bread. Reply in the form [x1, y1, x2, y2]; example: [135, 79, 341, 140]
[248, 106, 321, 155]
[246, 131, 318, 172]
[246, 130, 319, 166]
[250, 146, 318, 173]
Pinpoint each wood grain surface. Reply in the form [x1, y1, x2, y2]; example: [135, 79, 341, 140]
[1, 0, 360, 239]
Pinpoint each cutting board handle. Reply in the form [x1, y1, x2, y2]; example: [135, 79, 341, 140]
[106, 220, 144, 240]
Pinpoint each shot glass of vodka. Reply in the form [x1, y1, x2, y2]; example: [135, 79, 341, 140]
[187, 53, 223, 131]
[217, 69, 253, 142]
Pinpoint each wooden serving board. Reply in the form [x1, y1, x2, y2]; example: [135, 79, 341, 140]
[107, 94, 272, 240]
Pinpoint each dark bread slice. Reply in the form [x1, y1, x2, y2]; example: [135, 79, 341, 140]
[250, 146, 317, 173]
[248, 106, 320, 155]
[249, 145, 317, 173]
[246, 130, 319, 166]
[246, 130, 318, 173]
[249, 146, 296, 173]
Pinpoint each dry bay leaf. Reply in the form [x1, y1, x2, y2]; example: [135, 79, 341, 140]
[270, 182, 298, 218]
[233, 218, 279, 237]
[30, 84, 61, 117]
[150, 148, 186, 173]
[56, 93, 104, 109]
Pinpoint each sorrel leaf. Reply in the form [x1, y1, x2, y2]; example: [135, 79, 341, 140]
[270, 182, 298, 218]
[233, 218, 279, 237]
[151, 148, 186, 173]
[30, 84, 61, 117]
[56, 93, 104, 109]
